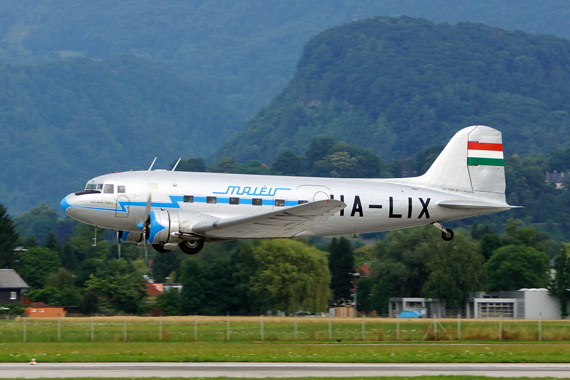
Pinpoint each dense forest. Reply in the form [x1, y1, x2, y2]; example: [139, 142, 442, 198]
[220, 17, 570, 163]
[1, 0, 569, 117]
[0, 55, 242, 214]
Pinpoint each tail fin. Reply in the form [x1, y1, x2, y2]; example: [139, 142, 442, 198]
[414, 125, 509, 203]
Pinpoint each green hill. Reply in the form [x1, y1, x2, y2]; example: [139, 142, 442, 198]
[219, 17, 570, 163]
[0, 55, 242, 214]
[1, 1, 570, 117]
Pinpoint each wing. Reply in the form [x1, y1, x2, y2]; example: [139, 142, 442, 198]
[190, 199, 346, 239]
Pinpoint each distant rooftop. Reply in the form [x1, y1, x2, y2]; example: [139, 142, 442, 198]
[0, 269, 29, 289]
[546, 171, 570, 188]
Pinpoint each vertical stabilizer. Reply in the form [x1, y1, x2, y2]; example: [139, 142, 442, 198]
[420, 125, 505, 195]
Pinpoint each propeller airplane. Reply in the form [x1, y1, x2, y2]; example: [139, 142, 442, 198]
[61, 125, 518, 255]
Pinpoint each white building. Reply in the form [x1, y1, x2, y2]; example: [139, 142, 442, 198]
[390, 289, 568, 319]
[468, 288, 562, 319]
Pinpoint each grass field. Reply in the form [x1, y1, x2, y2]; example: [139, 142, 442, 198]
[3, 341, 570, 363]
[2, 315, 569, 343]
[1, 316, 570, 364]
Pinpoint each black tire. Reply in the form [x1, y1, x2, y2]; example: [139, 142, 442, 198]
[152, 243, 171, 253]
[179, 240, 205, 255]
[442, 229, 454, 241]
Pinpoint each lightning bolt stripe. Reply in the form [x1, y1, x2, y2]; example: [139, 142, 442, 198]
[71, 195, 299, 214]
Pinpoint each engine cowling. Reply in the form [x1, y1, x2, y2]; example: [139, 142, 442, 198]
[121, 231, 143, 244]
[148, 210, 180, 249]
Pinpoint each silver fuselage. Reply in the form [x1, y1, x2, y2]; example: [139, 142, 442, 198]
[61, 170, 505, 238]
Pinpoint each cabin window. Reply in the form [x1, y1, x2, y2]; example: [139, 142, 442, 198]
[298, 200, 308, 204]
[252, 198, 262, 206]
[103, 184, 114, 194]
[230, 197, 239, 205]
[207, 196, 217, 204]
[184, 195, 194, 203]
[118, 186, 126, 193]
[10, 291, 16, 300]
[275, 199, 285, 207]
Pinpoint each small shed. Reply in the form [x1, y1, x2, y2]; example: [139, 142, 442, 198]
[25, 306, 66, 318]
[0, 269, 29, 304]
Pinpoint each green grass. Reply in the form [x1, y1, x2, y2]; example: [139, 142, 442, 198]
[2, 341, 570, 363]
[2, 316, 570, 364]
[3, 316, 570, 343]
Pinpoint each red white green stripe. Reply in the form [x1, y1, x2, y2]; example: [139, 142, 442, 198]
[467, 142, 504, 166]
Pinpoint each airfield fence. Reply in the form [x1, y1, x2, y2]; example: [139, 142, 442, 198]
[2, 315, 570, 343]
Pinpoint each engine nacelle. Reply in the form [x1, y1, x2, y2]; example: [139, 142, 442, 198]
[148, 210, 180, 248]
[121, 231, 143, 244]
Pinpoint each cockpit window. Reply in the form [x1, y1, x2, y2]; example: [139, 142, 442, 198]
[103, 184, 114, 194]
[85, 183, 97, 190]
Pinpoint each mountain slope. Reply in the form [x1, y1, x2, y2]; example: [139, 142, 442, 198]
[0, 55, 242, 214]
[219, 17, 570, 163]
[1, 1, 570, 117]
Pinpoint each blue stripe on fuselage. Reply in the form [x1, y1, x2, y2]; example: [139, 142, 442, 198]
[71, 195, 300, 213]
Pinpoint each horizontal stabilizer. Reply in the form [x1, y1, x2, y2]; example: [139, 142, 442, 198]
[191, 199, 346, 239]
[437, 199, 522, 209]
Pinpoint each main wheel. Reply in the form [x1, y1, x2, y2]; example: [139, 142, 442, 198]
[179, 240, 205, 255]
[441, 228, 454, 241]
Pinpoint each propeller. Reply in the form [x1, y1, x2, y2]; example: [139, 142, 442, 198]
[136, 194, 152, 266]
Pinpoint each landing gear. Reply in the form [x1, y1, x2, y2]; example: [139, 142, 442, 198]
[441, 229, 454, 241]
[179, 239, 205, 255]
[432, 222, 454, 241]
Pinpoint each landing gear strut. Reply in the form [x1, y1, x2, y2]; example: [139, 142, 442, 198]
[432, 222, 454, 241]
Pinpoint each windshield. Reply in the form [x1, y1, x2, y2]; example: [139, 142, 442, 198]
[85, 183, 103, 191]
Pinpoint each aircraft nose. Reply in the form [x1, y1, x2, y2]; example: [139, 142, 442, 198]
[60, 194, 76, 216]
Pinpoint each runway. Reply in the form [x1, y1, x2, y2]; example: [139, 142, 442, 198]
[1, 362, 570, 378]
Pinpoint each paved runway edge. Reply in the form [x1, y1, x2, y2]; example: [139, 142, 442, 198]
[1, 362, 570, 378]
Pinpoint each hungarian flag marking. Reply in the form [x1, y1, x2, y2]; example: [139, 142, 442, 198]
[467, 142, 504, 166]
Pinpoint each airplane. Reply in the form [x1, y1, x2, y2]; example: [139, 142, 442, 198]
[61, 125, 517, 255]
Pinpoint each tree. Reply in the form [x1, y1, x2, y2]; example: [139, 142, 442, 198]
[486, 245, 550, 291]
[83, 259, 147, 314]
[549, 245, 570, 318]
[248, 239, 331, 314]
[174, 157, 206, 172]
[356, 278, 374, 314]
[28, 287, 62, 306]
[59, 241, 78, 272]
[152, 251, 182, 283]
[78, 289, 100, 315]
[0, 203, 20, 269]
[18, 247, 60, 289]
[369, 226, 432, 299]
[45, 268, 80, 306]
[271, 150, 306, 176]
[44, 231, 61, 253]
[14, 203, 59, 245]
[422, 229, 486, 310]
[156, 289, 182, 316]
[179, 258, 206, 315]
[328, 237, 355, 304]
